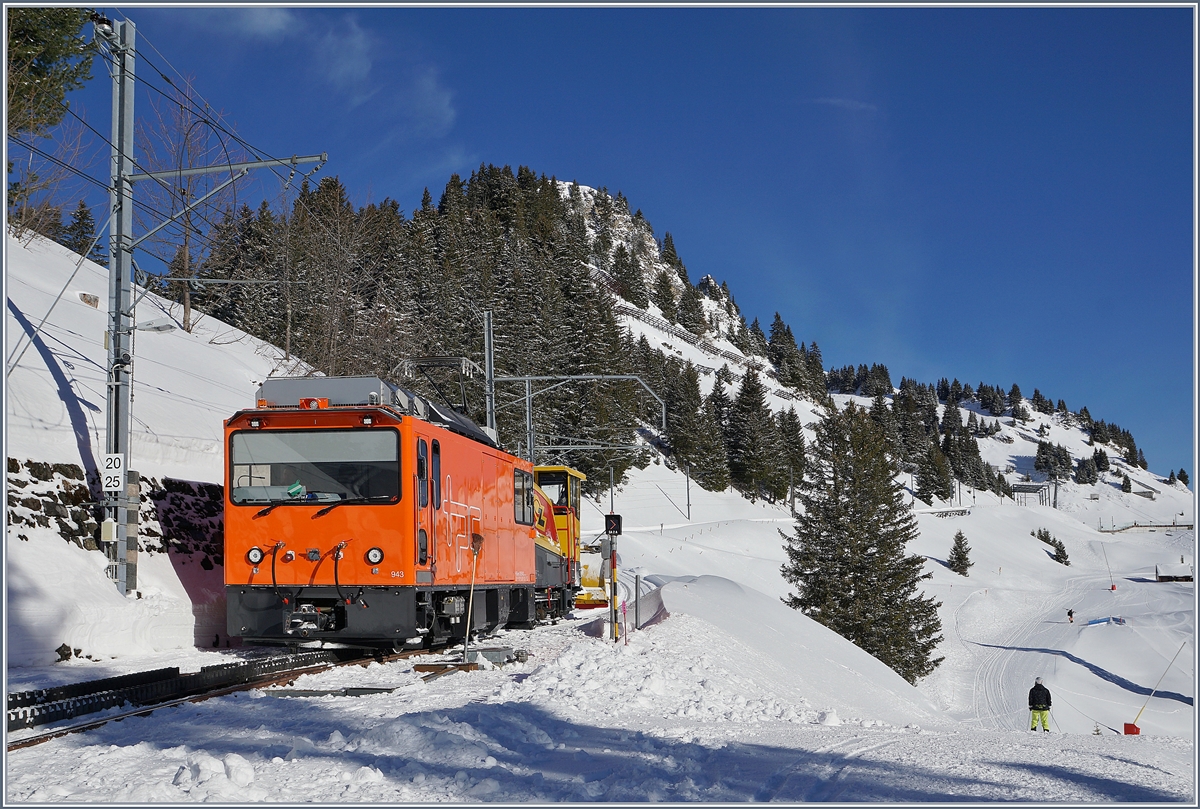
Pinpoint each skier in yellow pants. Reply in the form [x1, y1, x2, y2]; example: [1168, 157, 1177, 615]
[1029, 677, 1051, 731]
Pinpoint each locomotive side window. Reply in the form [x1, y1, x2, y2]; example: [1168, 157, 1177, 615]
[417, 439, 429, 508]
[230, 429, 400, 505]
[537, 470, 568, 507]
[431, 440, 441, 508]
[418, 528, 428, 565]
[514, 469, 535, 525]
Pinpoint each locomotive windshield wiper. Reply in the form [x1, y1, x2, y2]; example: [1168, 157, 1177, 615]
[254, 500, 285, 517]
[313, 495, 397, 517]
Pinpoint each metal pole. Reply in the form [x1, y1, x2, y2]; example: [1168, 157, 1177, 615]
[685, 463, 690, 521]
[634, 573, 641, 630]
[463, 535, 483, 663]
[610, 467, 614, 513]
[525, 378, 534, 465]
[610, 533, 619, 642]
[483, 311, 496, 433]
[104, 18, 136, 594]
[1131, 642, 1188, 728]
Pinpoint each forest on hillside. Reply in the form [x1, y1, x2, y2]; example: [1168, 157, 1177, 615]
[180, 167, 827, 498]
[26, 162, 1150, 501]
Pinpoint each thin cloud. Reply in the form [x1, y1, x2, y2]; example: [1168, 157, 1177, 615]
[221, 8, 298, 40]
[810, 97, 879, 113]
[403, 67, 456, 137]
[316, 18, 378, 107]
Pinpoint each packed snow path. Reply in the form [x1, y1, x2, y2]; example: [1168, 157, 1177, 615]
[5, 610, 1193, 803]
[949, 565, 1193, 736]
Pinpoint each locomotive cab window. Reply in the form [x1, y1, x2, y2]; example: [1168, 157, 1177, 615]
[417, 439, 429, 508]
[230, 429, 400, 505]
[432, 440, 441, 508]
[536, 469, 579, 513]
[514, 469, 535, 525]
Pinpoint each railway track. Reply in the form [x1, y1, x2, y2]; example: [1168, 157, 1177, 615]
[5, 647, 429, 752]
[7, 642, 529, 752]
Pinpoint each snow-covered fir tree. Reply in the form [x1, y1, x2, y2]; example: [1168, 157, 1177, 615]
[947, 530, 972, 576]
[780, 401, 944, 684]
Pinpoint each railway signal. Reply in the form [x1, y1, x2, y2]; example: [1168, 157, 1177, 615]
[604, 516, 622, 641]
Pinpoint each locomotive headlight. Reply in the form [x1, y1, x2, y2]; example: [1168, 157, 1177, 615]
[366, 547, 384, 565]
[247, 546, 265, 565]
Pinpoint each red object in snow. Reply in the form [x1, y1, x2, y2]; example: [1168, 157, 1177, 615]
[1124, 723, 1140, 735]
[1111, 585, 1117, 591]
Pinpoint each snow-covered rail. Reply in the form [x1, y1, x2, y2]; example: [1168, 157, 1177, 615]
[6, 648, 384, 745]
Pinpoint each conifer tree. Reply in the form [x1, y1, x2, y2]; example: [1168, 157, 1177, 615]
[869, 393, 902, 461]
[705, 369, 733, 458]
[1052, 539, 1070, 566]
[690, 401, 731, 493]
[781, 401, 944, 684]
[746, 318, 769, 358]
[947, 531, 972, 576]
[1121, 474, 1132, 493]
[804, 342, 825, 399]
[7, 8, 95, 139]
[676, 283, 707, 335]
[1178, 468, 1189, 487]
[665, 361, 703, 464]
[660, 231, 688, 284]
[611, 243, 648, 308]
[993, 471, 1013, 500]
[916, 440, 953, 505]
[1008, 384, 1022, 410]
[1075, 457, 1098, 485]
[57, 199, 106, 265]
[777, 406, 807, 507]
[651, 269, 677, 323]
[728, 369, 784, 500]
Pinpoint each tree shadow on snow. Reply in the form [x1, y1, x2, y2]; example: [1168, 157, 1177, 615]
[6, 299, 101, 489]
[973, 642, 1192, 706]
[58, 690, 1188, 802]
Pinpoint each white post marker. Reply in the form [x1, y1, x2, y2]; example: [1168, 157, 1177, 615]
[102, 454, 126, 492]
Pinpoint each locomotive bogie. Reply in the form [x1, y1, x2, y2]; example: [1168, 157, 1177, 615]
[226, 584, 538, 648]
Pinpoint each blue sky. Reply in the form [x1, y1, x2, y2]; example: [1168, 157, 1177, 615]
[64, 6, 1194, 480]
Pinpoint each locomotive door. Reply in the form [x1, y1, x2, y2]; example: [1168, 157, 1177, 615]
[414, 435, 438, 583]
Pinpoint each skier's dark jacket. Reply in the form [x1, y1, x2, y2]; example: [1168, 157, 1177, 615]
[1028, 683, 1051, 711]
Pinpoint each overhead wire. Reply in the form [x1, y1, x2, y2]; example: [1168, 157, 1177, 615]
[85, 48, 237, 234]
[115, 20, 358, 267]
[94, 33, 349, 278]
[9, 138, 204, 246]
[30, 12, 366, 338]
[32, 47, 235, 263]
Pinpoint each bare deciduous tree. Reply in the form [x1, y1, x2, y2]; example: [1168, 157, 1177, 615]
[134, 75, 243, 332]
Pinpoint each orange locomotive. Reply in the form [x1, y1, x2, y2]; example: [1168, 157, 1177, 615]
[224, 376, 581, 649]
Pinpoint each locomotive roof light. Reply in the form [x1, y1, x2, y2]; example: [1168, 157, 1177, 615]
[299, 397, 328, 410]
[362, 415, 373, 426]
[366, 547, 384, 565]
[247, 546, 265, 564]
[248, 417, 263, 428]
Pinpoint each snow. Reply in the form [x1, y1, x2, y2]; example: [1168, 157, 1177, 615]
[4, 231, 1196, 801]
